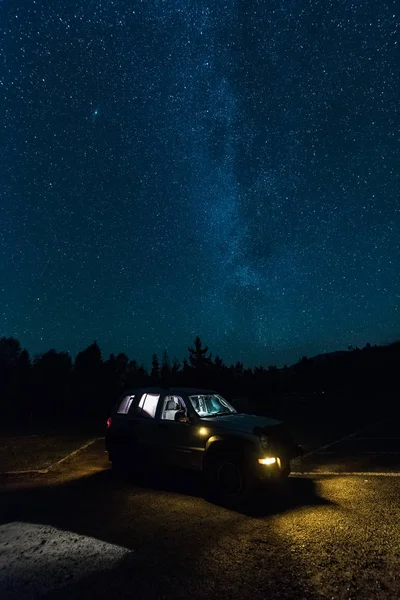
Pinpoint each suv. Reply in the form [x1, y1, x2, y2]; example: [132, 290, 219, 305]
[106, 387, 303, 502]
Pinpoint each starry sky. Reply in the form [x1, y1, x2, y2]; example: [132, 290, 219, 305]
[1, 0, 399, 367]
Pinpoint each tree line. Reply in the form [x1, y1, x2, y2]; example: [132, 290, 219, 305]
[0, 335, 399, 431]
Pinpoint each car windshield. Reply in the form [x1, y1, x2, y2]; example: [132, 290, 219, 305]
[188, 394, 236, 417]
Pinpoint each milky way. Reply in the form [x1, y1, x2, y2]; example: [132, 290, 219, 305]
[1, 1, 399, 366]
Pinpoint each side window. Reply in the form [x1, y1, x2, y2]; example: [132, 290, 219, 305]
[117, 395, 135, 414]
[161, 395, 187, 421]
[136, 393, 160, 419]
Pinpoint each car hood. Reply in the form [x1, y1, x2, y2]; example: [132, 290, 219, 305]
[200, 413, 281, 434]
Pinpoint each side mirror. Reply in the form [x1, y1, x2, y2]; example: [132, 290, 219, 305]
[175, 410, 190, 423]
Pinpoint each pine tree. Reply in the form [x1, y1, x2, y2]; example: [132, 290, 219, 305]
[171, 357, 180, 375]
[151, 353, 160, 382]
[74, 341, 102, 373]
[214, 355, 224, 370]
[188, 336, 211, 370]
[160, 350, 171, 382]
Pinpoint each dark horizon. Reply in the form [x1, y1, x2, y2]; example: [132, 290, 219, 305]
[4, 333, 400, 371]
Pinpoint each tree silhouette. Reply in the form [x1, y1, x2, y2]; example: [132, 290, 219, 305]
[115, 353, 129, 387]
[188, 336, 211, 370]
[17, 349, 31, 376]
[151, 353, 160, 383]
[74, 341, 102, 373]
[32, 350, 72, 424]
[171, 357, 181, 381]
[160, 350, 171, 383]
[232, 361, 244, 378]
[0, 336, 21, 368]
[136, 363, 148, 384]
[0, 337, 24, 424]
[18, 350, 31, 418]
[73, 342, 103, 423]
[214, 355, 224, 369]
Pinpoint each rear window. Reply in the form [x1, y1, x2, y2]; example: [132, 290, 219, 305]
[117, 395, 135, 414]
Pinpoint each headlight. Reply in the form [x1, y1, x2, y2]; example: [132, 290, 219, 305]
[258, 457, 276, 465]
[260, 434, 269, 449]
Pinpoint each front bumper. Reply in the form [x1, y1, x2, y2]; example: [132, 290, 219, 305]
[256, 444, 303, 480]
[255, 457, 289, 480]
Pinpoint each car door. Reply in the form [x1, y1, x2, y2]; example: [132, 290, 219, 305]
[157, 394, 205, 470]
[126, 391, 162, 466]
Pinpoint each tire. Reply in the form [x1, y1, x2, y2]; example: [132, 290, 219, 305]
[110, 447, 130, 475]
[111, 446, 146, 481]
[111, 455, 125, 475]
[204, 451, 257, 507]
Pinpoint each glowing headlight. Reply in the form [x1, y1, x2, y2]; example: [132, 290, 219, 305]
[258, 457, 276, 466]
[260, 434, 269, 449]
[198, 427, 209, 436]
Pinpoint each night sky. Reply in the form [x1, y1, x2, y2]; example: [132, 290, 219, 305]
[1, 1, 399, 367]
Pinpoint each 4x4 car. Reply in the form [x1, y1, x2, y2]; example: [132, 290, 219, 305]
[106, 387, 303, 503]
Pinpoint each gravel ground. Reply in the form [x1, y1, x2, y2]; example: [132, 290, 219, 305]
[0, 434, 95, 473]
[0, 522, 129, 600]
[0, 420, 399, 599]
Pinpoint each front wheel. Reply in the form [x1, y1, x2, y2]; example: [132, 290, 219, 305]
[204, 453, 257, 507]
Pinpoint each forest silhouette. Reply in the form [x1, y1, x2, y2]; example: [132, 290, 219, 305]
[0, 335, 398, 431]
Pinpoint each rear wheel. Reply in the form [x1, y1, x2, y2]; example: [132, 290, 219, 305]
[110, 448, 127, 474]
[111, 446, 146, 481]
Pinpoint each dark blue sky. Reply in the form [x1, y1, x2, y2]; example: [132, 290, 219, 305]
[1, 0, 399, 366]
